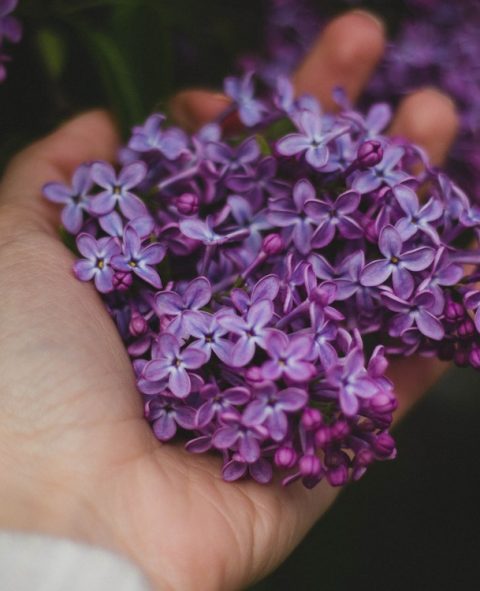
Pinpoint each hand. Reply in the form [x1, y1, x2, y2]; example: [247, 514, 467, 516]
[0, 10, 458, 591]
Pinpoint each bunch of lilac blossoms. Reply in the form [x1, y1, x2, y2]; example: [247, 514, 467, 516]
[44, 73, 480, 488]
[0, 0, 21, 82]
[249, 0, 480, 204]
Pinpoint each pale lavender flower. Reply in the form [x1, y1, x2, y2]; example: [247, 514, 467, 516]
[145, 396, 196, 441]
[261, 329, 315, 382]
[129, 114, 188, 160]
[213, 409, 269, 463]
[382, 290, 445, 341]
[351, 146, 412, 193]
[196, 383, 250, 428]
[224, 71, 268, 127]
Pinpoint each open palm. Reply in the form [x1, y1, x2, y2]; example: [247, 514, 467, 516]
[0, 11, 458, 591]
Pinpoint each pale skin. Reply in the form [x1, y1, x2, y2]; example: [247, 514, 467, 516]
[0, 10, 459, 591]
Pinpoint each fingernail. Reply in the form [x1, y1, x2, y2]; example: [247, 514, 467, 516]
[350, 9, 384, 32]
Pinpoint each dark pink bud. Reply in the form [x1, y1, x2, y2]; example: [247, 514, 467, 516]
[176, 193, 199, 215]
[357, 140, 383, 168]
[129, 310, 147, 337]
[330, 419, 350, 440]
[469, 344, 480, 369]
[355, 447, 374, 468]
[372, 432, 396, 458]
[113, 271, 133, 291]
[315, 426, 331, 448]
[299, 454, 321, 478]
[458, 318, 475, 339]
[445, 299, 465, 322]
[245, 366, 264, 383]
[327, 464, 349, 487]
[262, 233, 284, 255]
[274, 446, 298, 469]
[370, 391, 398, 414]
[301, 407, 322, 430]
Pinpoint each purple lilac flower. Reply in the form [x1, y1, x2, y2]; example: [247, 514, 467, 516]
[276, 109, 349, 169]
[351, 146, 412, 193]
[326, 348, 379, 416]
[394, 184, 443, 243]
[196, 383, 250, 428]
[222, 455, 273, 484]
[43, 164, 93, 234]
[218, 300, 274, 366]
[243, 383, 307, 441]
[305, 189, 363, 248]
[143, 334, 207, 398]
[128, 114, 188, 160]
[224, 72, 268, 127]
[188, 311, 233, 363]
[261, 330, 315, 382]
[361, 225, 435, 299]
[145, 396, 196, 441]
[213, 409, 268, 463]
[154, 277, 211, 336]
[74, 234, 120, 293]
[89, 162, 148, 219]
[112, 224, 165, 288]
[205, 136, 260, 177]
[382, 290, 445, 341]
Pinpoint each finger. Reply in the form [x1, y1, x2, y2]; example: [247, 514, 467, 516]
[170, 9, 385, 130]
[389, 87, 459, 166]
[0, 110, 120, 237]
[386, 89, 459, 418]
[292, 10, 385, 110]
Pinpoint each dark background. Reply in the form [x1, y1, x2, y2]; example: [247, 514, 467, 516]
[1, 2, 479, 589]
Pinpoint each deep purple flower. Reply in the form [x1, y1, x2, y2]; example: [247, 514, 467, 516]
[382, 290, 445, 340]
[112, 224, 165, 288]
[145, 396, 196, 441]
[196, 383, 250, 428]
[243, 382, 307, 441]
[89, 161, 148, 219]
[74, 233, 120, 293]
[213, 409, 269, 463]
[351, 146, 412, 193]
[307, 304, 338, 367]
[361, 225, 435, 298]
[261, 329, 315, 382]
[222, 455, 273, 484]
[218, 299, 274, 366]
[188, 311, 234, 363]
[143, 334, 207, 398]
[277, 108, 349, 169]
[154, 277, 211, 336]
[226, 156, 289, 205]
[43, 164, 93, 234]
[267, 178, 316, 255]
[305, 189, 363, 248]
[326, 348, 379, 416]
[394, 184, 443, 243]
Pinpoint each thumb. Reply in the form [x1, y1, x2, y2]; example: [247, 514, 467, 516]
[0, 110, 120, 237]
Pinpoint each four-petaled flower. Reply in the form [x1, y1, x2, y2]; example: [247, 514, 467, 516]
[261, 329, 315, 382]
[360, 225, 435, 298]
[74, 233, 120, 293]
[143, 334, 207, 398]
[112, 224, 166, 288]
[224, 72, 268, 127]
[89, 161, 148, 219]
[212, 409, 269, 463]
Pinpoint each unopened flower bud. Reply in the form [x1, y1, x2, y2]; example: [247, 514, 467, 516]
[357, 140, 383, 168]
[176, 193, 199, 215]
[445, 299, 465, 322]
[330, 419, 350, 440]
[301, 407, 322, 430]
[372, 432, 396, 458]
[458, 318, 475, 339]
[245, 366, 264, 383]
[469, 344, 480, 369]
[315, 427, 331, 448]
[299, 454, 321, 478]
[262, 233, 283, 255]
[113, 271, 133, 291]
[129, 310, 147, 337]
[274, 446, 298, 469]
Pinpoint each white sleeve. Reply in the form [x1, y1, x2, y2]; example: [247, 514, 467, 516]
[0, 531, 153, 591]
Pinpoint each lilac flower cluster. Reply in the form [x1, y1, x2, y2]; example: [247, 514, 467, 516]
[44, 74, 480, 488]
[249, 0, 480, 204]
[0, 0, 21, 82]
